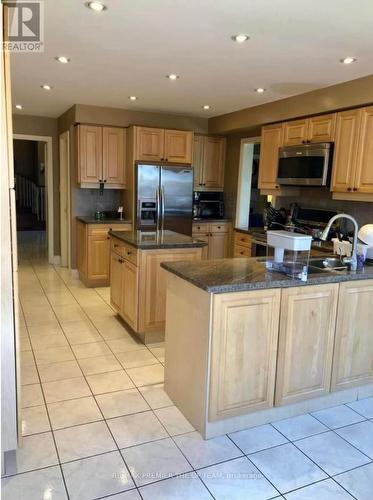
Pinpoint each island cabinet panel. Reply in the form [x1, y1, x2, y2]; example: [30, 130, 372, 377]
[275, 284, 338, 406]
[209, 289, 281, 421]
[110, 252, 123, 312]
[332, 280, 373, 391]
[121, 261, 139, 330]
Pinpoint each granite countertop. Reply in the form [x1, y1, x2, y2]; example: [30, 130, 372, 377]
[109, 230, 208, 250]
[193, 219, 232, 223]
[161, 256, 373, 293]
[77, 216, 132, 225]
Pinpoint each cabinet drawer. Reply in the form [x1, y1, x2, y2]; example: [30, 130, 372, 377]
[111, 239, 138, 266]
[192, 222, 210, 234]
[88, 223, 131, 235]
[234, 232, 252, 247]
[234, 244, 251, 257]
[210, 223, 229, 233]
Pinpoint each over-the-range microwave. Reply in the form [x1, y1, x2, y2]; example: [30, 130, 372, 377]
[277, 142, 333, 186]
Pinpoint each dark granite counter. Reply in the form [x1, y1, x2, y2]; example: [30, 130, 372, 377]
[193, 219, 232, 223]
[161, 257, 373, 293]
[77, 216, 132, 225]
[109, 230, 207, 250]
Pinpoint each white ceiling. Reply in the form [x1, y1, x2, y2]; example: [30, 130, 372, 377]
[10, 0, 373, 119]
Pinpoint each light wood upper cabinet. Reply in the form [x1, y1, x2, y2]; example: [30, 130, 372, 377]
[164, 129, 193, 163]
[76, 124, 126, 187]
[283, 119, 308, 146]
[203, 137, 226, 189]
[193, 135, 204, 188]
[133, 126, 193, 163]
[283, 114, 336, 146]
[308, 114, 336, 143]
[354, 106, 373, 193]
[209, 289, 281, 420]
[258, 124, 283, 190]
[103, 127, 125, 185]
[275, 284, 338, 406]
[135, 127, 165, 162]
[332, 280, 373, 391]
[331, 109, 362, 193]
[77, 125, 102, 183]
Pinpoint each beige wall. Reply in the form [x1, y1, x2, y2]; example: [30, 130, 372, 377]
[209, 74, 373, 135]
[12, 114, 60, 255]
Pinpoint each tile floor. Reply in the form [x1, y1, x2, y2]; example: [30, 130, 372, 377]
[2, 232, 373, 499]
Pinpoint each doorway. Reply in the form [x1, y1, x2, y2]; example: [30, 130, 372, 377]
[13, 134, 54, 263]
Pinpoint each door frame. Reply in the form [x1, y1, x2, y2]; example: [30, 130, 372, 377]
[59, 130, 71, 268]
[13, 133, 54, 263]
[235, 136, 261, 229]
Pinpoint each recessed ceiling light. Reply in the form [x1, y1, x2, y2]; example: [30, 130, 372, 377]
[41, 84, 52, 90]
[128, 96, 138, 101]
[55, 56, 70, 64]
[15, 104, 23, 110]
[232, 34, 250, 43]
[202, 105, 210, 110]
[166, 74, 179, 80]
[254, 88, 266, 93]
[340, 57, 357, 65]
[85, 1, 106, 11]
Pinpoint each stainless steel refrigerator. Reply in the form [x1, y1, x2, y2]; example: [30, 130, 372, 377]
[136, 163, 194, 236]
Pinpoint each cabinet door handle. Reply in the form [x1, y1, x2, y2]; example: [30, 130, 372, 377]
[107, 236, 110, 240]
[353, 187, 358, 191]
[127, 251, 132, 255]
[118, 258, 123, 264]
[114, 244, 119, 248]
[217, 226, 221, 229]
[347, 187, 352, 192]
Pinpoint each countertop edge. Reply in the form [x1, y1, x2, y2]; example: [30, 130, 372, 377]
[109, 230, 208, 250]
[77, 216, 132, 225]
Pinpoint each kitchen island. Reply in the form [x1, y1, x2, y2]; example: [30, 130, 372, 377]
[109, 230, 206, 343]
[162, 257, 373, 438]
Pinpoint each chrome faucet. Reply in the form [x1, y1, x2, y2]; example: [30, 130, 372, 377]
[320, 213, 358, 271]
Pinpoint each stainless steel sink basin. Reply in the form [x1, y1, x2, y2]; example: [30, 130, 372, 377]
[309, 257, 348, 271]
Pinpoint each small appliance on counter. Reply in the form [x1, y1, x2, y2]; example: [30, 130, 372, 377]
[358, 224, 373, 262]
[265, 230, 312, 281]
[193, 191, 225, 220]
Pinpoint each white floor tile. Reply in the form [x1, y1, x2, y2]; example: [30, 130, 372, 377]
[296, 431, 370, 475]
[336, 420, 373, 459]
[154, 406, 194, 436]
[272, 414, 328, 441]
[117, 349, 158, 369]
[347, 397, 373, 419]
[48, 396, 102, 429]
[139, 472, 213, 500]
[250, 442, 327, 494]
[21, 383, 44, 408]
[21, 363, 39, 385]
[38, 360, 83, 382]
[311, 405, 365, 429]
[34, 346, 75, 365]
[197, 456, 279, 500]
[21, 405, 50, 436]
[54, 421, 116, 462]
[4, 432, 58, 475]
[72, 341, 112, 359]
[103, 491, 142, 500]
[122, 438, 192, 486]
[284, 478, 354, 499]
[2, 465, 68, 500]
[229, 424, 288, 454]
[30, 335, 69, 351]
[174, 431, 243, 469]
[78, 354, 122, 375]
[86, 370, 135, 395]
[138, 384, 173, 409]
[96, 388, 150, 419]
[62, 451, 134, 500]
[334, 462, 373, 500]
[106, 337, 145, 354]
[42, 377, 91, 403]
[126, 364, 164, 387]
[107, 411, 168, 448]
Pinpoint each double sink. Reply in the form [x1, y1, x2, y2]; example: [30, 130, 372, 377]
[308, 257, 348, 275]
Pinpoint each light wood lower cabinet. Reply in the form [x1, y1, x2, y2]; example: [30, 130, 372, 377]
[275, 284, 338, 405]
[332, 280, 373, 391]
[209, 289, 281, 420]
[233, 231, 252, 257]
[192, 222, 231, 259]
[77, 221, 131, 287]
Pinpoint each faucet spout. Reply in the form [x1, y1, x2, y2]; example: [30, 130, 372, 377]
[320, 213, 358, 271]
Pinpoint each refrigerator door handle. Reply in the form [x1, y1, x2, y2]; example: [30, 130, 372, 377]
[156, 186, 161, 231]
[161, 185, 165, 231]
